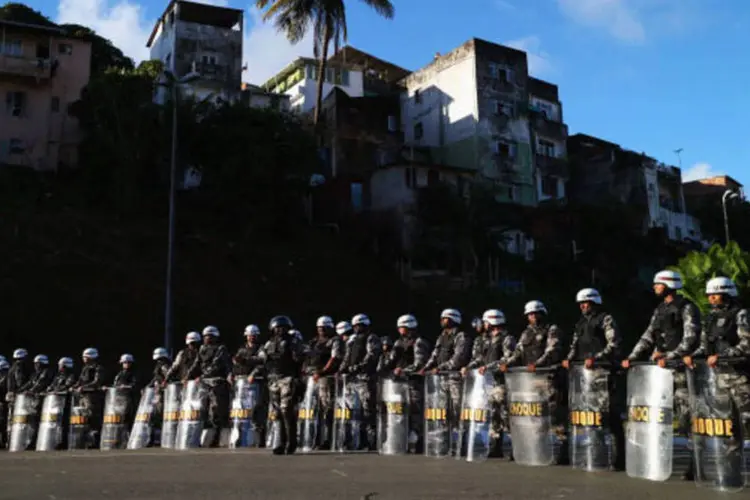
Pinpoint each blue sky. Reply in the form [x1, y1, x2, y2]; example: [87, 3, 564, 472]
[35, 0, 750, 186]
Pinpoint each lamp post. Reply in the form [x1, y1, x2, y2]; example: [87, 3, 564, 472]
[160, 70, 200, 354]
[722, 189, 739, 245]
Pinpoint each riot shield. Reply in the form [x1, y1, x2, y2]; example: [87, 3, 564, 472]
[423, 373, 451, 458]
[506, 368, 556, 466]
[9, 393, 40, 452]
[160, 382, 182, 449]
[127, 387, 157, 449]
[229, 378, 260, 448]
[175, 380, 206, 449]
[378, 378, 409, 455]
[332, 375, 362, 452]
[265, 403, 282, 450]
[625, 364, 674, 482]
[456, 370, 492, 463]
[297, 376, 319, 452]
[36, 393, 68, 451]
[67, 392, 91, 450]
[687, 362, 747, 492]
[568, 364, 612, 471]
[100, 387, 131, 450]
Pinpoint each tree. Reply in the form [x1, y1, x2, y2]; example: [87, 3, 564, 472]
[60, 24, 135, 74]
[255, 0, 395, 126]
[0, 2, 56, 26]
[668, 241, 750, 315]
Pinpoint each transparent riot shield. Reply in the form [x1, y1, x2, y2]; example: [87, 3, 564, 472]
[625, 363, 674, 482]
[100, 387, 131, 450]
[9, 393, 40, 452]
[506, 368, 556, 466]
[456, 370, 492, 463]
[687, 362, 747, 492]
[378, 378, 409, 455]
[36, 392, 68, 451]
[229, 378, 260, 448]
[266, 402, 282, 450]
[568, 364, 612, 471]
[297, 376, 319, 453]
[332, 375, 363, 452]
[175, 380, 206, 449]
[127, 387, 157, 450]
[160, 382, 182, 449]
[67, 392, 91, 450]
[423, 373, 451, 458]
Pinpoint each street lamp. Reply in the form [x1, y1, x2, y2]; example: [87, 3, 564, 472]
[159, 70, 200, 354]
[722, 189, 739, 244]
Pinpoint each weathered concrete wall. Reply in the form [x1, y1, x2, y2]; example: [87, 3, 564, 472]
[174, 21, 242, 94]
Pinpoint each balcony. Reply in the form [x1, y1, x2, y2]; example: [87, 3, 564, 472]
[188, 61, 231, 83]
[535, 154, 569, 177]
[0, 55, 54, 81]
[530, 111, 567, 140]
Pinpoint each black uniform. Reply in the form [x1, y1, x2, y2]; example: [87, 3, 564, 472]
[186, 343, 232, 433]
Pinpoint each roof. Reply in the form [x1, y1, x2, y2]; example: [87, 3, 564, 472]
[146, 0, 244, 48]
[0, 19, 65, 34]
[528, 77, 559, 102]
[327, 45, 410, 83]
[683, 175, 743, 189]
[260, 57, 316, 90]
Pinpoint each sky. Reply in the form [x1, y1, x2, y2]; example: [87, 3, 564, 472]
[31, 0, 750, 186]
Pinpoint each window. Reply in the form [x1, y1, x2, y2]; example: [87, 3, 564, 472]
[541, 175, 557, 197]
[675, 226, 682, 240]
[9, 138, 25, 154]
[489, 63, 509, 81]
[493, 140, 516, 158]
[387, 115, 398, 132]
[58, 43, 73, 55]
[537, 139, 555, 157]
[201, 55, 217, 65]
[508, 185, 518, 201]
[493, 99, 513, 117]
[413, 122, 423, 140]
[306, 64, 318, 80]
[427, 169, 440, 186]
[350, 182, 363, 213]
[36, 43, 50, 59]
[538, 102, 553, 119]
[404, 167, 417, 188]
[51, 96, 60, 113]
[6, 91, 26, 117]
[333, 69, 349, 86]
[414, 89, 421, 104]
[3, 40, 22, 57]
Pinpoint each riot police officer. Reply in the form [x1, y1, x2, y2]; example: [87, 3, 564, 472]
[377, 336, 393, 374]
[6, 349, 31, 404]
[421, 309, 474, 454]
[48, 358, 76, 393]
[562, 288, 625, 471]
[149, 348, 171, 387]
[20, 355, 54, 394]
[622, 269, 700, 477]
[165, 331, 201, 383]
[113, 354, 137, 389]
[684, 277, 750, 462]
[72, 347, 105, 446]
[234, 325, 263, 377]
[336, 321, 352, 342]
[466, 316, 489, 374]
[303, 315, 344, 449]
[383, 314, 431, 453]
[339, 313, 381, 450]
[250, 315, 304, 455]
[186, 326, 232, 447]
[0, 359, 8, 448]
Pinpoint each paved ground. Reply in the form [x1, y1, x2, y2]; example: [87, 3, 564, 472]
[0, 448, 743, 500]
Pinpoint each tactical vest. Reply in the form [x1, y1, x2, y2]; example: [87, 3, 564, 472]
[78, 363, 101, 385]
[265, 336, 297, 377]
[308, 337, 332, 371]
[573, 311, 607, 361]
[348, 334, 369, 366]
[704, 306, 740, 356]
[435, 329, 457, 365]
[653, 297, 689, 352]
[518, 325, 549, 365]
[197, 344, 229, 379]
[394, 337, 415, 368]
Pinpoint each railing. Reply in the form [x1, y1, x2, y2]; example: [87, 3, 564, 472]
[0, 55, 53, 79]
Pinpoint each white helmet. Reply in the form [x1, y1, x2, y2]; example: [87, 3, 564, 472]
[185, 331, 201, 344]
[119, 353, 134, 364]
[82, 347, 99, 359]
[289, 329, 303, 342]
[13, 348, 28, 360]
[653, 270, 683, 290]
[524, 300, 547, 315]
[33, 354, 49, 365]
[244, 324, 261, 337]
[352, 313, 371, 327]
[152, 347, 169, 360]
[202, 325, 220, 337]
[316, 316, 335, 328]
[58, 357, 74, 369]
[0, 360, 9, 370]
[0, 355, 6, 364]
[482, 309, 506, 326]
[397, 314, 418, 329]
[336, 321, 352, 335]
[706, 277, 738, 297]
[576, 288, 602, 305]
[440, 308, 462, 324]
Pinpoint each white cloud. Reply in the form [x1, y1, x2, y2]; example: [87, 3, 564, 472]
[682, 162, 723, 182]
[504, 35, 554, 77]
[556, 0, 646, 44]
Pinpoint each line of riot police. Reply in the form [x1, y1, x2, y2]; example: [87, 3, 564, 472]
[1, 271, 747, 491]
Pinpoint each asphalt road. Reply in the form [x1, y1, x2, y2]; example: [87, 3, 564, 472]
[0, 447, 743, 500]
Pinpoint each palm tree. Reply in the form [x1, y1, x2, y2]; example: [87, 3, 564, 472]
[255, 0, 395, 126]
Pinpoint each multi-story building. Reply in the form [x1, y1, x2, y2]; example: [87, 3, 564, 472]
[0, 19, 91, 169]
[683, 175, 744, 207]
[261, 46, 409, 114]
[399, 38, 569, 207]
[567, 133, 701, 242]
[240, 83, 290, 111]
[146, 0, 243, 102]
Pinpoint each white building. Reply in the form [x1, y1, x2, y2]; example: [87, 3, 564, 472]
[643, 160, 702, 242]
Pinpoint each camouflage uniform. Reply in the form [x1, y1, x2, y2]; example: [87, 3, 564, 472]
[165, 347, 199, 383]
[339, 332, 381, 449]
[233, 341, 266, 438]
[483, 333, 516, 451]
[424, 327, 475, 450]
[186, 343, 232, 433]
[506, 323, 564, 431]
[303, 334, 344, 447]
[691, 305, 750, 440]
[627, 296, 700, 434]
[73, 361, 106, 436]
[567, 308, 624, 468]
